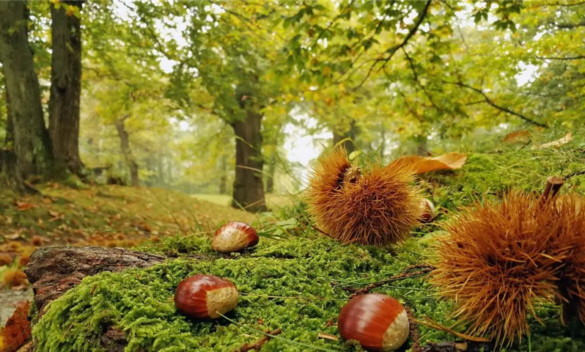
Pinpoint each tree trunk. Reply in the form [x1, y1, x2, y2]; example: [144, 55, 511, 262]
[48, 1, 84, 175]
[416, 134, 429, 156]
[332, 119, 357, 155]
[114, 118, 139, 187]
[157, 151, 164, 184]
[0, 1, 54, 179]
[231, 110, 267, 212]
[4, 88, 14, 147]
[219, 153, 228, 195]
[266, 152, 276, 193]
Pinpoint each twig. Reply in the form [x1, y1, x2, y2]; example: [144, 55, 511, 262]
[236, 329, 283, 352]
[441, 80, 548, 128]
[348, 265, 435, 298]
[351, 0, 432, 91]
[540, 176, 564, 204]
[217, 313, 338, 351]
[405, 307, 422, 352]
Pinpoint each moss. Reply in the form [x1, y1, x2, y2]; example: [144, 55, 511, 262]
[33, 233, 584, 352]
[31, 147, 585, 351]
[422, 148, 585, 211]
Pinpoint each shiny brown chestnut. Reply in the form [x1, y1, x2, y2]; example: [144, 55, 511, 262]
[420, 198, 437, 223]
[174, 274, 238, 319]
[338, 293, 409, 351]
[212, 221, 259, 253]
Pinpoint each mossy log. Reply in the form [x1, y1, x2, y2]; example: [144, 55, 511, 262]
[24, 246, 166, 351]
[25, 246, 165, 316]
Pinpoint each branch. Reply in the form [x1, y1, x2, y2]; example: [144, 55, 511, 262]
[351, 0, 432, 91]
[556, 21, 585, 29]
[402, 47, 442, 112]
[311, 0, 356, 47]
[535, 55, 585, 60]
[443, 80, 548, 128]
[530, 1, 585, 7]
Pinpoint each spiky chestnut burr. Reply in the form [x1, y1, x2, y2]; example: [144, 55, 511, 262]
[212, 222, 259, 253]
[431, 192, 566, 346]
[338, 293, 410, 351]
[174, 274, 239, 319]
[307, 147, 422, 246]
[550, 193, 585, 326]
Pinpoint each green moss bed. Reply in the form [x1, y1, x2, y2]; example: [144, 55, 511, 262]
[32, 147, 585, 351]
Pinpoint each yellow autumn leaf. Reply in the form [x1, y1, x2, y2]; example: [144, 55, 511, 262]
[532, 132, 572, 150]
[388, 152, 468, 174]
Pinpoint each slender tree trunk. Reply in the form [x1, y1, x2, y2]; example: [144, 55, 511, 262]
[219, 153, 228, 195]
[166, 153, 172, 184]
[114, 118, 139, 187]
[266, 153, 276, 193]
[380, 123, 386, 161]
[231, 108, 267, 213]
[416, 134, 428, 156]
[332, 119, 357, 155]
[49, 1, 84, 174]
[157, 151, 164, 184]
[0, 1, 54, 179]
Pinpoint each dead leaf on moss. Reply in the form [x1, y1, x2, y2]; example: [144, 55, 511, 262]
[389, 152, 468, 174]
[0, 301, 31, 352]
[532, 132, 572, 150]
[15, 202, 36, 211]
[503, 130, 531, 144]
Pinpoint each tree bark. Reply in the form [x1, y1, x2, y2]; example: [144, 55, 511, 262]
[332, 119, 357, 155]
[49, 1, 84, 175]
[114, 118, 139, 187]
[0, 1, 54, 179]
[4, 87, 14, 147]
[231, 103, 267, 213]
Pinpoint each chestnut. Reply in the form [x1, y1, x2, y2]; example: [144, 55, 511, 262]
[174, 274, 239, 319]
[420, 198, 437, 223]
[212, 221, 259, 253]
[338, 293, 409, 351]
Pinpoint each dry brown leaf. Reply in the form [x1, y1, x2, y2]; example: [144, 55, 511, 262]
[503, 130, 531, 143]
[4, 233, 21, 240]
[532, 132, 572, 150]
[15, 202, 36, 211]
[389, 152, 467, 174]
[0, 301, 31, 352]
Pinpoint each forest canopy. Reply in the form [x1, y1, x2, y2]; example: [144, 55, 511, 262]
[0, 0, 583, 210]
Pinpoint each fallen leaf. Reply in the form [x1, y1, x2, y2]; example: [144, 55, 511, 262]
[503, 130, 531, 143]
[0, 301, 31, 352]
[42, 198, 52, 204]
[532, 132, 572, 150]
[4, 234, 21, 240]
[15, 202, 36, 211]
[389, 152, 467, 174]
